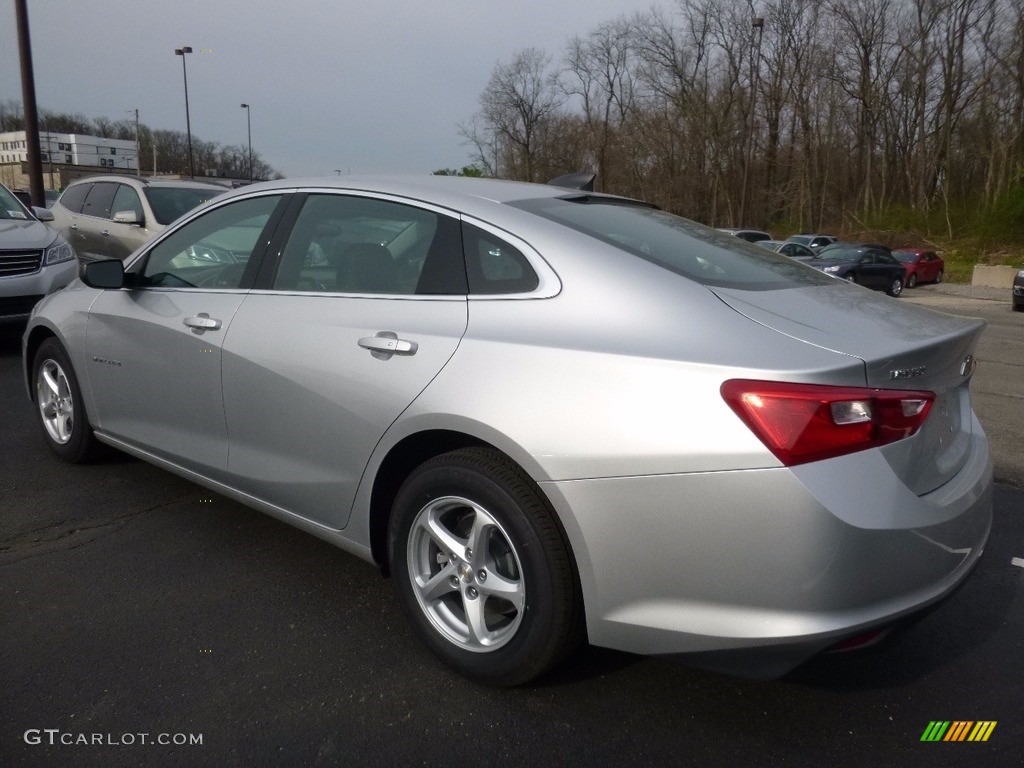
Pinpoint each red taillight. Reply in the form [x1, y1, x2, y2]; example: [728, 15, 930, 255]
[721, 379, 935, 466]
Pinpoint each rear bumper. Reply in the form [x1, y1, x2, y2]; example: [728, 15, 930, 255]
[542, 423, 993, 677]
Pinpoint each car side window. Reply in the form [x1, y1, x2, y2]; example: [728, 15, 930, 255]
[138, 195, 283, 289]
[58, 183, 91, 213]
[271, 194, 466, 295]
[111, 184, 144, 222]
[81, 182, 118, 219]
[462, 223, 539, 295]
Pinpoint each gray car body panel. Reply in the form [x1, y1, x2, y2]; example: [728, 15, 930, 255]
[23, 175, 993, 670]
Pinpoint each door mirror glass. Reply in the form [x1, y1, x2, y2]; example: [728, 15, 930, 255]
[82, 259, 125, 289]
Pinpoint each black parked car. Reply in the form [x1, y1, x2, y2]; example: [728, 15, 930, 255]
[808, 243, 905, 296]
[1013, 269, 1023, 311]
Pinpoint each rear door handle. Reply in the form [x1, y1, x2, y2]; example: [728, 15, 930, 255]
[183, 313, 222, 333]
[358, 331, 418, 359]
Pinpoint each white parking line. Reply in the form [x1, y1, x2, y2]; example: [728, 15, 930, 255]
[1012, 557, 1024, 568]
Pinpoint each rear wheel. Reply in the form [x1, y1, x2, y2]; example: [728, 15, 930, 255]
[32, 338, 103, 462]
[907, 273, 917, 288]
[389, 447, 582, 686]
[887, 275, 904, 297]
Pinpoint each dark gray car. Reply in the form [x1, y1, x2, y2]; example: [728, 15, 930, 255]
[0, 184, 77, 324]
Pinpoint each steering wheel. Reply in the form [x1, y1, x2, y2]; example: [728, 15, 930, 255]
[186, 244, 237, 264]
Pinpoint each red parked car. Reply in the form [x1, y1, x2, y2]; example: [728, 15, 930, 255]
[892, 248, 944, 288]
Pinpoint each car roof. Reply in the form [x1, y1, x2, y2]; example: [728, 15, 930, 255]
[67, 174, 227, 190]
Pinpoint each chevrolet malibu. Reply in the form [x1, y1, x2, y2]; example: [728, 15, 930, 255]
[22, 176, 992, 685]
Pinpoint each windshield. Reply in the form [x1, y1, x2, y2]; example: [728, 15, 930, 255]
[892, 251, 918, 263]
[787, 235, 811, 245]
[0, 186, 32, 221]
[144, 186, 224, 225]
[510, 197, 834, 290]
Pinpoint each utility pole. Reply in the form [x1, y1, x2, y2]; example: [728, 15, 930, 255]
[14, 0, 45, 206]
[739, 16, 765, 226]
[134, 109, 140, 176]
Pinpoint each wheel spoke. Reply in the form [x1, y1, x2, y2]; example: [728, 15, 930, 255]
[420, 509, 467, 561]
[462, 590, 491, 645]
[415, 561, 458, 603]
[479, 570, 524, 613]
[41, 366, 61, 399]
[466, 507, 498, 567]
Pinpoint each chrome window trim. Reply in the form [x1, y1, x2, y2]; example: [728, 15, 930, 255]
[124, 187, 561, 300]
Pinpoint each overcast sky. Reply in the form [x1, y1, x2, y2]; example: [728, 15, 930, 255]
[1, 0, 658, 178]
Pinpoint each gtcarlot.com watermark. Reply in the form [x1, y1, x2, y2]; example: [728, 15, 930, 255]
[24, 729, 203, 747]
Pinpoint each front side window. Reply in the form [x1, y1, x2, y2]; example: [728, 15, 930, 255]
[111, 185, 144, 221]
[138, 195, 282, 289]
[271, 194, 466, 295]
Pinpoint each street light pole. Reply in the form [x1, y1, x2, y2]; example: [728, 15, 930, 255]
[175, 46, 194, 178]
[739, 17, 764, 225]
[240, 103, 252, 183]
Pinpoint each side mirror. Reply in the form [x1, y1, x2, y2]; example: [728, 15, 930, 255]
[81, 259, 125, 289]
[32, 206, 54, 222]
[112, 210, 141, 225]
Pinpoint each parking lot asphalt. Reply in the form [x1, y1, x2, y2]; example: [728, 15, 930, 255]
[902, 283, 1023, 488]
[1, 286, 1023, 768]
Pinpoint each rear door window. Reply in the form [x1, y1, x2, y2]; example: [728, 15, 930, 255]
[58, 183, 91, 214]
[270, 194, 466, 295]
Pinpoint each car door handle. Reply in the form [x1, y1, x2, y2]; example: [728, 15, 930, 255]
[101, 230, 110, 237]
[358, 332, 418, 359]
[70, 224, 78, 231]
[183, 313, 222, 333]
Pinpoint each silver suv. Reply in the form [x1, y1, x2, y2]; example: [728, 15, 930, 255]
[50, 176, 226, 262]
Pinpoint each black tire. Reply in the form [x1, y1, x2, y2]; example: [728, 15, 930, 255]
[887, 275, 904, 297]
[32, 338, 103, 462]
[845, 273, 857, 284]
[935, 270, 943, 284]
[907, 273, 917, 288]
[389, 447, 582, 686]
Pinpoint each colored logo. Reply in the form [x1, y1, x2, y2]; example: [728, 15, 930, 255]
[921, 721, 996, 742]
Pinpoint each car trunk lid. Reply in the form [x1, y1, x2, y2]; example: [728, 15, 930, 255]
[711, 283, 986, 495]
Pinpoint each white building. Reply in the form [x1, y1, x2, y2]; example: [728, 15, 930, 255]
[0, 130, 138, 189]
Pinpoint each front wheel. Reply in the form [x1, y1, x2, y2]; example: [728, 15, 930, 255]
[887, 275, 904, 297]
[935, 269, 943, 284]
[907, 273, 917, 288]
[389, 447, 582, 686]
[32, 338, 103, 462]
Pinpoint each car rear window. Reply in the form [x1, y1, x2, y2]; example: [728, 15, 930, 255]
[510, 197, 833, 290]
[144, 186, 224, 225]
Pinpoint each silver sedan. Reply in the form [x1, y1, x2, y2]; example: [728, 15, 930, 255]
[22, 176, 992, 685]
